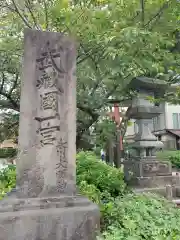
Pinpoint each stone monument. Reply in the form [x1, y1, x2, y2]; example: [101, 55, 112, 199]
[0, 29, 99, 240]
[124, 77, 174, 195]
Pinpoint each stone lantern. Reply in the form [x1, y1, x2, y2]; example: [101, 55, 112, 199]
[124, 77, 173, 193]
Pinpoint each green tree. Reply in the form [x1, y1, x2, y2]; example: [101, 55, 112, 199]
[0, 0, 179, 146]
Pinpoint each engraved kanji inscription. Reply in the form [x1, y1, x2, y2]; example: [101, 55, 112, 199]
[40, 127, 57, 145]
[37, 68, 64, 93]
[36, 49, 60, 71]
[56, 138, 68, 190]
[56, 138, 67, 159]
[36, 43, 66, 73]
[143, 162, 169, 173]
[143, 163, 158, 173]
[36, 70, 56, 89]
[41, 92, 58, 111]
[40, 118, 60, 130]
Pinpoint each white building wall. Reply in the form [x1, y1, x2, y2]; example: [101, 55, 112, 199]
[125, 103, 180, 137]
[125, 119, 136, 136]
[153, 103, 166, 131]
[165, 103, 180, 129]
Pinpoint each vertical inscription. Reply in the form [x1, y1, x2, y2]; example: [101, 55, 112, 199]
[40, 92, 58, 111]
[35, 41, 68, 193]
[36, 44, 65, 92]
[35, 43, 65, 146]
[56, 138, 68, 191]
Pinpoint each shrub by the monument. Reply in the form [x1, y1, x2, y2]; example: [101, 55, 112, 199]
[157, 150, 180, 169]
[98, 193, 180, 240]
[76, 151, 126, 198]
[0, 164, 16, 199]
[169, 154, 180, 169]
[0, 151, 126, 200]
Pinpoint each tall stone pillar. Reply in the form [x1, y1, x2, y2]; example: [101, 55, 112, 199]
[17, 29, 76, 198]
[0, 29, 99, 240]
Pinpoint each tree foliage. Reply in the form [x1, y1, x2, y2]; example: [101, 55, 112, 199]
[0, 0, 179, 146]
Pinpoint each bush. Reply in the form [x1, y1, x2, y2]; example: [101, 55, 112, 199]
[77, 151, 127, 230]
[157, 150, 180, 169]
[77, 151, 126, 198]
[169, 154, 180, 169]
[98, 193, 180, 240]
[0, 164, 16, 199]
[157, 150, 179, 159]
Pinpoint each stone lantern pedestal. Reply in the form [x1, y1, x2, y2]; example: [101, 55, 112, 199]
[124, 77, 174, 195]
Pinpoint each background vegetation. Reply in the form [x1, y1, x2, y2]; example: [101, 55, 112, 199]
[1, 151, 180, 239]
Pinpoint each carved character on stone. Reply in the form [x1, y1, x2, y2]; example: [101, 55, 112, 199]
[36, 42, 66, 96]
[36, 68, 64, 93]
[36, 70, 55, 89]
[143, 163, 158, 173]
[39, 127, 57, 145]
[36, 42, 67, 73]
[56, 138, 68, 190]
[36, 49, 59, 71]
[41, 92, 58, 111]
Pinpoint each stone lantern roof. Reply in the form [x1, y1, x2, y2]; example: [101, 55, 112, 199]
[127, 77, 176, 94]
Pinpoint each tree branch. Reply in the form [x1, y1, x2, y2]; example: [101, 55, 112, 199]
[11, 0, 32, 28]
[76, 115, 99, 147]
[8, 73, 19, 96]
[77, 43, 106, 65]
[0, 73, 5, 92]
[0, 99, 19, 111]
[119, 105, 132, 138]
[144, 2, 169, 29]
[25, 0, 41, 29]
[0, 85, 19, 112]
[140, 0, 145, 26]
[42, 0, 49, 30]
[77, 103, 99, 119]
[103, 72, 132, 101]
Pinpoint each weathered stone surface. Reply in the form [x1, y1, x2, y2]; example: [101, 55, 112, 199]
[129, 106, 164, 119]
[17, 29, 76, 198]
[128, 175, 173, 188]
[131, 118, 163, 157]
[124, 158, 173, 188]
[0, 196, 99, 240]
[165, 185, 173, 200]
[0, 29, 99, 240]
[124, 159, 172, 180]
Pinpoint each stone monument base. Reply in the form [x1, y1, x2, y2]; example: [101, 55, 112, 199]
[0, 195, 99, 240]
